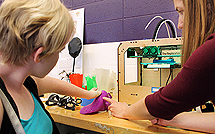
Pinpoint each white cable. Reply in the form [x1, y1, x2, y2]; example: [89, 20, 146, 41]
[154, 19, 178, 39]
[145, 16, 171, 38]
[145, 16, 164, 30]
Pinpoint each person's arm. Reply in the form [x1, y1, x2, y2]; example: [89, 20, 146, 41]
[103, 97, 155, 120]
[151, 112, 215, 133]
[32, 76, 100, 99]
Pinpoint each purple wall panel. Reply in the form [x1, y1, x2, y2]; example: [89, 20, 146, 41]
[83, 0, 123, 24]
[72, 0, 95, 7]
[95, 0, 104, 2]
[124, 0, 175, 18]
[85, 20, 123, 44]
[70, 0, 180, 44]
[0, 0, 180, 44]
[123, 12, 181, 41]
[61, 0, 73, 8]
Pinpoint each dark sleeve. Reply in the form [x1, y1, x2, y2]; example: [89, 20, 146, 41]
[145, 33, 215, 120]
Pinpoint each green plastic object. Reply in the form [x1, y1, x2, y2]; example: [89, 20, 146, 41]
[85, 75, 98, 91]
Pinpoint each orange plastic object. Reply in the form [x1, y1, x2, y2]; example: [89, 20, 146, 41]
[69, 73, 83, 88]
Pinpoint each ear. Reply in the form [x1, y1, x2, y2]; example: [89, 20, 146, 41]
[33, 47, 44, 63]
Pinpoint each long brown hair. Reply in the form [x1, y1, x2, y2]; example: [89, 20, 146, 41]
[182, 0, 215, 65]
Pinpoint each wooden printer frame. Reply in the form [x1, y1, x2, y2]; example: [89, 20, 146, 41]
[118, 38, 183, 105]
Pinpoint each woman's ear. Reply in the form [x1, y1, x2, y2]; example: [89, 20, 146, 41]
[33, 47, 44, 63]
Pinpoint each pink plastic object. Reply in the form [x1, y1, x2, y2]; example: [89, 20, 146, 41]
[80, 90, 112, 114]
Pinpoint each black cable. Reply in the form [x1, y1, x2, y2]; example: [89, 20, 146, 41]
[152, 19, 176, 39]
[45, 94, 82, 111]
[165, 68, 173, 86]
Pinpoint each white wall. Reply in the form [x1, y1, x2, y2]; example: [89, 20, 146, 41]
[83, 41, 138, 85]
[83, 42, 119, 76]
[48, 40, 138, 85]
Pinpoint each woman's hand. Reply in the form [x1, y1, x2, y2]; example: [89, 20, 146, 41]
[103, 97, 129, 119]
[86, 88, 101, 99]
[103, 97, 155, 120]
[151, 118, 170, 126]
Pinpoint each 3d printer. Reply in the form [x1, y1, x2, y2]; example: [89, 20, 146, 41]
[117, 38, 183, 105]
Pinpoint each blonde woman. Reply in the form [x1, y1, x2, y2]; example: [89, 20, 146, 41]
[104, 0, 215, 133]
[0, 0, 100, 133]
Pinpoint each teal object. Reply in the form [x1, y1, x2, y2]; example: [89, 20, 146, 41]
[142, 46, 160, 58]
[85, 75, 98, 91]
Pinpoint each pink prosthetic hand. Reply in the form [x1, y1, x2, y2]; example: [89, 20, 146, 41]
[80, 90, 112, 114]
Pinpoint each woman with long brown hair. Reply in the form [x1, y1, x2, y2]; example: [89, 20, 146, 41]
[104, 0, 215, 133]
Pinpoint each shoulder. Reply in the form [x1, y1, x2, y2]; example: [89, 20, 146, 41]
[206, 33, 215, 40]
[185, 33, 215, 69]
[204, 33, 215, 46]
[193, 33, 215, 55]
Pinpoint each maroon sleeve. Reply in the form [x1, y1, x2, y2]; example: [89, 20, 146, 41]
[145, 33, 215, 120]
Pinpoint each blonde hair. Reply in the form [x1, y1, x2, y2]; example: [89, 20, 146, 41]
[0, 0, 74, 65]
[181, 0, 215, 65]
